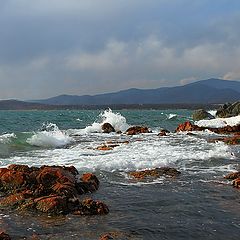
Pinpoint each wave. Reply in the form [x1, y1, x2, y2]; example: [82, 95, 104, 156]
[26, 123, 73, 148]
[196, 115, 240, 128]
[80, 109, 129, 134]
[0, 133, 16, 144]
[166, 113, 177, 120]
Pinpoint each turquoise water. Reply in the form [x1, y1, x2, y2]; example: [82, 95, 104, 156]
[0, 109, 240, 239]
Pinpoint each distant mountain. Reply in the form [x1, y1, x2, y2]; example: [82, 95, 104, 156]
[30, 78, 240, 105]
[0, 100, 50, 110]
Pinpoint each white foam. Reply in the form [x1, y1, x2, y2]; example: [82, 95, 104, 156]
[166, 113, 177, 119]
[196, 115, 240, 128]
[26, 123, 73, 147]
[0, 133, 16, 144]
[207, 110, 217, 117]
[79, 108, 129, 134]
[13, 133, 234, 173]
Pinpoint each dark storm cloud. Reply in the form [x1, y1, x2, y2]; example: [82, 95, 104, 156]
[0, 0, 240, 99]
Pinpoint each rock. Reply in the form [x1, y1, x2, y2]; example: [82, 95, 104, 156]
[0, 164, 108, 216]
[73, 198, 109, 215]
[0, 232, 11, 240]
[96, 145, 114, 151]
[158, 129, 170, 136]
[102, 123, 115, 133]
[232, 178, 240, 188]
[175, 121, 240, 135]
[175, 121, 204, 132]
[126, 126, 151, 135]
[224, 172, 240, 180]
[35, 195, 68, 214]
[129, 167, 181, 180]
[192, 109, 215, 121]
[216, 102, 240, 118]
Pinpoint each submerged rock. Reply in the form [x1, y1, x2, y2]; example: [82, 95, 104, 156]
[126, 126, 151, 135]
[192, 109, 215, 121]
[102, 123, 115, 133]
[0, 164, 108, 216]
[129, 167, 181, 180]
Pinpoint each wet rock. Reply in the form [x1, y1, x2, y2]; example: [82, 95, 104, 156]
[102, 123, 115, 133]
[216, 101, 240, 118]
[35, 195, 68, 214]
[175, 121, 204, 132]
[129, 167, 181, 180]
[76, 173, 100, 193]
[73, 198, 109, 215]
[0, 232, 11, 240]
[232, 178, 240, 188]
[0, 164, 108, 216]
[210, 135, 240, 145]
[126, 126, 151, 135]
[158, 129, 170, 136]
[192, 109, 215, 121]
[96, 145, 114, 151]
[176, 121, 240, 134]
[224, 172, 240, 180]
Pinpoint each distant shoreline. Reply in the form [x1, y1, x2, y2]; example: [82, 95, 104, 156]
[0, 101, 220, 110]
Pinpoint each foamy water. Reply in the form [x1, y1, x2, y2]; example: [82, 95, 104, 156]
[1, 109, 240, 239]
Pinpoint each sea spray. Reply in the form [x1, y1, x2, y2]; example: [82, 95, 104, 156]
[26, 123, 73, 147]
[81, 108, 129, 133]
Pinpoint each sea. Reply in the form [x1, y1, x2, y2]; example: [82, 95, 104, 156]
[0, 109, 240, 240]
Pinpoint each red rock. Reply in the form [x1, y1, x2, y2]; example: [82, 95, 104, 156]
[76, 173, 100, 194]
[224, 172, 240, 180]
[175, 121, 204, 132]
[176, 121, 240, 135]
[0, 232, 11, 240]
[0, 169, 27, 190]
[232, 178, 240, 188]
[35, 195, 68, 214]
[126, 126, 151, 135]
[0, 164, 108, 216]
[96, 145, 113, 151]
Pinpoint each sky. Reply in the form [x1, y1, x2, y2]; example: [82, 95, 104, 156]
[0, 0, 240, 100]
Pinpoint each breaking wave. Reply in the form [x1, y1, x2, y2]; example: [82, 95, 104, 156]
[26, 123, 73, 148]
[81, 109, 129, 134]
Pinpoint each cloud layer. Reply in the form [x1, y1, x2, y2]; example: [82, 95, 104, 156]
[0, 0, 240, 99]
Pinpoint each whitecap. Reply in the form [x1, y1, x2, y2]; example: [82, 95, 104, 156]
[0, 133, 16, 144]
[26, 123, 73, 148]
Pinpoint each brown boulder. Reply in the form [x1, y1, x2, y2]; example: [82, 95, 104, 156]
[129, 167, 181, 180]
[176, 121, 240, 135]
[102, 123, 115, 133]
[0, 164, 108, 216]
[232, 178, 240, 188]
[224, 172, 240, 180]
[158, 129, 170, 136]
[126, 126, 151, 135]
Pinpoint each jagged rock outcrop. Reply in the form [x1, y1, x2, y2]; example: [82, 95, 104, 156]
[192, 109, 215, 121]
[0, 164, 109, 216]
[175, 121, 240, 134]
[224, 171, 240, 188]
[216, 101, 240, 118]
